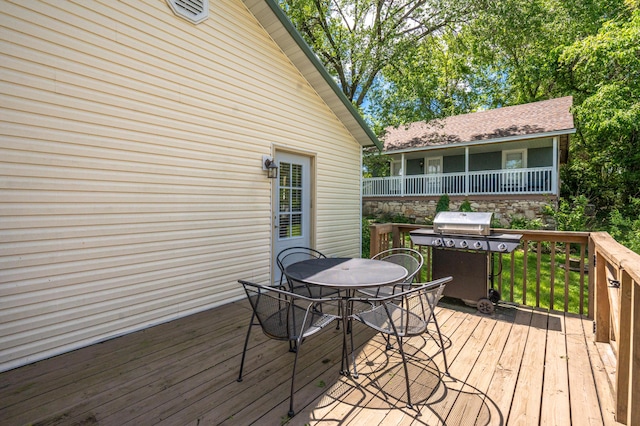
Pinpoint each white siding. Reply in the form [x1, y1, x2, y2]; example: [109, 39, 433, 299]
[0, 0, 362, 372]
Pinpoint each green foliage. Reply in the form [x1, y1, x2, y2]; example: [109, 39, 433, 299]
[509, 216, 544, 230]
[362, 148, 390, 178]
[436, 194, 450, 212]
[558, 10, 640, 219]
[278, 0, 477, 107]
[377, 213, 414, 224]
[543, 195, 594, 231]
[459, 199, 473, 212]
[362, 217, 371, 258]
[607, 198, 640, 254]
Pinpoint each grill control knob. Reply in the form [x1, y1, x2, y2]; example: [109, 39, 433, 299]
[498, 243, 507, 252]
[459, 240, 468, 248]
[434, 238, 443, 247]
[445, 239, 455, 248]
[473, 241, 483, 250]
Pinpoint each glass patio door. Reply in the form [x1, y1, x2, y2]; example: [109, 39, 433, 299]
[502, 149, 527, 190]
[273, 152, 311, 285]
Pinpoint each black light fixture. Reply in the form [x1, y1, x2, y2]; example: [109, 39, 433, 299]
[262, 155, 278, 179]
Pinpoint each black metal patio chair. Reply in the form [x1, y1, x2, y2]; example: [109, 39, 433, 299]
[348, 276, 452, 414]
[358, 248, 424, 298]
[277, 247, 342, 334]
[276, 247, 339, 298]
[236, 280, 340, 418]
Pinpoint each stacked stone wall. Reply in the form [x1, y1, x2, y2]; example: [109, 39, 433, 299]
[362, 197, 557, 228]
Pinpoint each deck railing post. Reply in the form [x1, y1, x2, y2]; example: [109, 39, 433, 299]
[595, 249, 610, 342]
[616, 270, 632, 422]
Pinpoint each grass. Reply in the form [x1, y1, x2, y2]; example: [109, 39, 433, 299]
[496, 247, 588, 314]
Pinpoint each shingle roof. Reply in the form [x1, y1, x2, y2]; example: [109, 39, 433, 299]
[382, 96, 575, 152]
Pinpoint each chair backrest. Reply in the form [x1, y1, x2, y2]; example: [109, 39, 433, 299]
[371, 248, 424, 283]
[276, 247, 327, 288]
[373, 277, 451, 337]
[240, 280, 293, 341]
[239, 280, 337, 342]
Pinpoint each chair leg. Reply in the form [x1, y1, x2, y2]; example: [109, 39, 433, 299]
[395, 335, 419, 414]
[431, 311, 449, 375]
[237, 312, 255, 382]
[288, 337, 304, 418]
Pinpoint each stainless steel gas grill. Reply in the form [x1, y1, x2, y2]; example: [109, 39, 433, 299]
[410, 212, 522, 314]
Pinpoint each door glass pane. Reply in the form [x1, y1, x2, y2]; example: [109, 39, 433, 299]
[278, 161, 303, 239]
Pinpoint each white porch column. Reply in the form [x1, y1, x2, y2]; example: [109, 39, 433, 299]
[401, 153, 405, 197]
[465, 147, 469, 195]
[552, 137, 558, 195]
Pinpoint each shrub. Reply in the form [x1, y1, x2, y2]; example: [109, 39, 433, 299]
[543, 195, 593, 231]
[509, 215, 544, 230]
[459, 199, 473, 212]
[436, 194, 450, 212]
[362, 217, 372, 258]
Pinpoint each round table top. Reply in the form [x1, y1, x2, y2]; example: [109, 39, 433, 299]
[284, 257, 408, 289]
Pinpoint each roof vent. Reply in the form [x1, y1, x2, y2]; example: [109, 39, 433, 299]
[166, 0, 209, 24]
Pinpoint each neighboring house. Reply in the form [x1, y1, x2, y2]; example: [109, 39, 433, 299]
[362, 97, 575, 224]
[0, 0, 380, 372]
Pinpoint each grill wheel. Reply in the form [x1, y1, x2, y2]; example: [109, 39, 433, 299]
[477, 298, 494, 315]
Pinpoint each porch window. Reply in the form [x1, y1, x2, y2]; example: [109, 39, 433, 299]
[502, 149, 527, 169]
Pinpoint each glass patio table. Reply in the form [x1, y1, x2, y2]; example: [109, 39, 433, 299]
[284, 257, 408, 376]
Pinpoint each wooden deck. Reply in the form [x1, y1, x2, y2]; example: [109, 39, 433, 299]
[0, 299, 623, 425]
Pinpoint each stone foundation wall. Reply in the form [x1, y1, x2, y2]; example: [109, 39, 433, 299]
[363, 196, 557, 227]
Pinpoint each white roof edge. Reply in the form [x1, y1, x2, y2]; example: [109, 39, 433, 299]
[384, 128, 576, 155]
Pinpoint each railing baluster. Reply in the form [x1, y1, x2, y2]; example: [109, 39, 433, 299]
[579, 243, 586, 315]
[536, 242, 542, 307]
[510, 250, 515, 302]
[523, 240, 528, 305]
[565, 242, 571, 312]
[550, 242, 556, 311]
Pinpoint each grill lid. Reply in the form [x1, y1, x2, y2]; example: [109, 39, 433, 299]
[433, 211, 493, 236]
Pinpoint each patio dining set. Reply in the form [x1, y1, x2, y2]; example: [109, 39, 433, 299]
[236, 247, 452, 418]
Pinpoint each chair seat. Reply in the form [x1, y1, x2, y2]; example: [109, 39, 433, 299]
[357, 283, 410, 298]
[355, 303, 427, 337]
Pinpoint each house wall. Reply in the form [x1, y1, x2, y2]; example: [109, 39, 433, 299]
[0, 0, 362, 372]
[401, 139, 555, 175]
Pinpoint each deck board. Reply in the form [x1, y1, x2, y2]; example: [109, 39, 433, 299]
[0, 300, 623, 426]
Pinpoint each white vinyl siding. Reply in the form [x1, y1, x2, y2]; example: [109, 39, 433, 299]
[0, 0, 362, 371]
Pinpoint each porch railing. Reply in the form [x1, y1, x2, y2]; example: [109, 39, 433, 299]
[363, 166, 554, 197]
[369, 223, 640, 424]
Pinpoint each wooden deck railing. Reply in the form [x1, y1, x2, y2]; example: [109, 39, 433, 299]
[370, 223, 639, 424]
[591, 232, 640, 425]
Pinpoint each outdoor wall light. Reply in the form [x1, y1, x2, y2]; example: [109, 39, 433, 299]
[262, 155, 278, 179]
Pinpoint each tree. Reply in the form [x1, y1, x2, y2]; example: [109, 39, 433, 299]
[366, 28, 487, 132]
[278, 0, 477, 107]
[558, 9, 639, 218]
